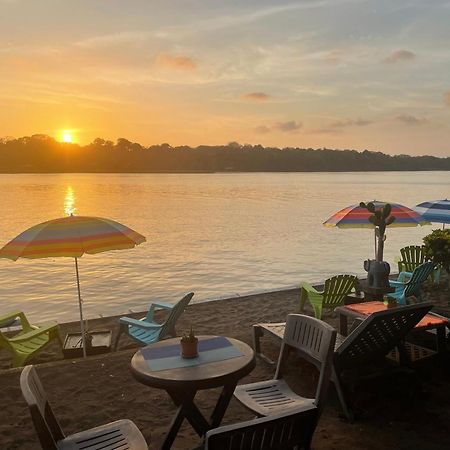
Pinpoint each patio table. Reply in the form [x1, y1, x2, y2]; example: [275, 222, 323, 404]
[131, 335, 255, 450]
[336, 301, 448, 354]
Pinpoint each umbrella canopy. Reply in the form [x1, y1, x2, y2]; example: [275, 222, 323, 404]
[414, 199, 450, 226]
[323, 200, 430, 229]
[0, 215, 146, 357]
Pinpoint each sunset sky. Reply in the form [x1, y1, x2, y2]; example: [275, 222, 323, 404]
[1, 0, 450, 156]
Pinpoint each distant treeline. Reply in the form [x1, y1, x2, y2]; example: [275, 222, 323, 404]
[0, 135, 449, 173]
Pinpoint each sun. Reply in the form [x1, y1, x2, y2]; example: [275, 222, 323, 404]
[61, 130, 74, 143]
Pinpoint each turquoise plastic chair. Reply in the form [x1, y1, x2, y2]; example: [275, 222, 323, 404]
[389, 262, 435, 305]
[114, 292, 194, 348]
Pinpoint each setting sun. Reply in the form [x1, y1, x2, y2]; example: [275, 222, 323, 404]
[61, 130, 74, 143]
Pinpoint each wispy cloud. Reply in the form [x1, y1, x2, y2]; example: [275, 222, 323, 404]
[330, 118, 372, 128]
[383, 49, 416, 64]
[242, 92, 270, 101]
[395, 114, 427, 125]
[274, 120, 302, 132]
[444, 91, 450, 106]
[155, 54, 197, 71]
[254, 125, 270, 134]
[75, 31, 151, 49]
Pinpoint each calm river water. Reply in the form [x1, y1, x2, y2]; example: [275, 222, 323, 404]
[0, 172, 448, 323]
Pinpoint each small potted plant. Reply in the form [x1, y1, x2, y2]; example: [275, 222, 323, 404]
[180, 325, 199, 359]
[383, 295, 397, 309]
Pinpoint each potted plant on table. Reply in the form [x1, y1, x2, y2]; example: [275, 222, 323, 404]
[180, 326, 199, 359]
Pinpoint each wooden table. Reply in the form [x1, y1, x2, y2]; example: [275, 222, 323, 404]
[336, 301, 448, 354]
[131, 335, 255, 450]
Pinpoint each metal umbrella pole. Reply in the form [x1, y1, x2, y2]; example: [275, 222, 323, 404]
[74, 257, 87, 358]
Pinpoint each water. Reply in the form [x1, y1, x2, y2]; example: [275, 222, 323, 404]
[0, 172, 448, 323]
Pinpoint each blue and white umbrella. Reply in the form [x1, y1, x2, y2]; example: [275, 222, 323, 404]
[415, 199, 450, 227]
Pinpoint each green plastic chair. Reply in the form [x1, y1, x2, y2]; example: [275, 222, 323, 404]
[397, 245, 440, 284]
[0, 311, 61, 367]
[300, 275, 358, 319]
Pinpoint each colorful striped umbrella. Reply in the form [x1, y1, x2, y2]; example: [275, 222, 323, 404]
[323, 201, 430, 256]
[414, 199, 450, 228]
[324, 201, 429, 228]
[0, 215, 146, 357]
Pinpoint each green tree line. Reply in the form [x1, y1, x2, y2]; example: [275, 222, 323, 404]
[0, 135, 449, 173]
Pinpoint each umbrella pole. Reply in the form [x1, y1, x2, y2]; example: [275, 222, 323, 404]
[374, 229, 377, 259]
[74, 257, 87, 358]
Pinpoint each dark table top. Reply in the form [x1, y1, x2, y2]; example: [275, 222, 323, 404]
[131, 335, 256, 391]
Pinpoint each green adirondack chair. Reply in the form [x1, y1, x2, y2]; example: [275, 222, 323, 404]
[397, 245, 440, 284]
[300, 275, 358, 319]
[0, 311, 61, 367]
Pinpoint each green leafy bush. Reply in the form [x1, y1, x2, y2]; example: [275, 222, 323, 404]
[423, 229, 450, 276]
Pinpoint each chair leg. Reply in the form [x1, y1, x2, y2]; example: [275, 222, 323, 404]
[253, 325, 262, 356]
[332, 369, 354, 422]
[113, 323, 126, 350]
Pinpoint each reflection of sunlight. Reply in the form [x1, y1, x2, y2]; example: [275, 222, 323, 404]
[64, 186, 76, 216]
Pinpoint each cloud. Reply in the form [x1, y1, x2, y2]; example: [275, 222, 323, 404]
[330, 118, 372, 128]
[155, 54, 196, 70]
[383, 50, 416, 64]
[75, 31, 151, 49]
[444, 91, 450, 106]
[254, 125, 270, 134]
[274, 120, 302, 132]
[395, 114, 427, 125]
[242, 92, 270, 101]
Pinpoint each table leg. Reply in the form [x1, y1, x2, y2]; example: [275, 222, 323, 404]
[168, 389, 210, 437]
[160, 404, 188, 450]
[436, 326, 446, 355]
[339, 313, 348, 336]
[210, 381, 238, 428]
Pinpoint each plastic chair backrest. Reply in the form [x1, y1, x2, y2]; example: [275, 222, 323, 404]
[404, 262, 436, 297]
[277, 314, 336, 412]
[399, 245, 426, 272]
[20, 365, 65, 450]
[159, 292, 194, 338]
[335, 303, 432, 370]
[322, 275, 358, 307]
[205, 407, 318, 450]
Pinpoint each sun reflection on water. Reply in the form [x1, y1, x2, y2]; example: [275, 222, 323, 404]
[64, 186, 76, 215]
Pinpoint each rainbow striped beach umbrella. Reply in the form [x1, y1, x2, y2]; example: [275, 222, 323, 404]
[414, 199, 450, 228]
[324, 201, 430, 257]
[324, 201, 430, 229]
[0, 215, 146, 357]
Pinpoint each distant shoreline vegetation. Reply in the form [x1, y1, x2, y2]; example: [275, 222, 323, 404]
[0, 135, 449, 173]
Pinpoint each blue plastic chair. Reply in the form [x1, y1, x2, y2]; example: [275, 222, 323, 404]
[114, 292, 194, 348]
[389, 262, 435, 305]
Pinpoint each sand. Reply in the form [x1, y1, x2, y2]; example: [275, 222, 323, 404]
[1, 280, 449, 450]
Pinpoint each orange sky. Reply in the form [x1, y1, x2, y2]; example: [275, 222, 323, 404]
[1, 0, 450, 157]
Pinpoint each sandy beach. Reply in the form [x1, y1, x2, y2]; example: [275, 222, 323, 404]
[1, 281, 449, 450]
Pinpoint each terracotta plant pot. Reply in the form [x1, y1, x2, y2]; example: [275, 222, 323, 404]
[180, 337, 199, 358]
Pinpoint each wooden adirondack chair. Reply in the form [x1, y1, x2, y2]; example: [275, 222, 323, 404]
[389, 261, 436, 305]
[21, 365, 148, 450]
[0, 311, 61, 367]
[300, 275, 358, 319]
[234, 314, 336, 419]
[332, 302, 432, 421]
[205, 407, 318, 450]
[397, 245, 440, 284]
[114, 292, 194, 348]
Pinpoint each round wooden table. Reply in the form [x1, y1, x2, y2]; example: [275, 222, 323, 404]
[131, 335, 255, 450]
